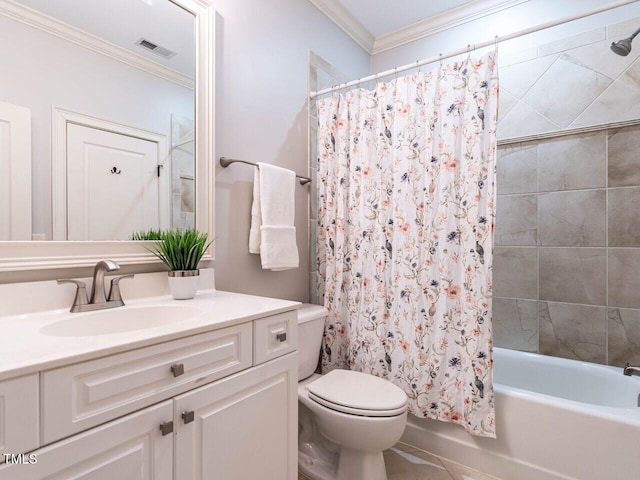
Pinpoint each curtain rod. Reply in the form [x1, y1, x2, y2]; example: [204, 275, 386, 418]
[309, 0, 639, 98]
[219, 157, 311, 185]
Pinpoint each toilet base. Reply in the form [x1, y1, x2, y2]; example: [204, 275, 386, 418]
[336, 447, 388, 480]
[299, 446, 389, 480]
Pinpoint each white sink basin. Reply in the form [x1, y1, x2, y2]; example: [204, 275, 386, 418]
[39, 305, 203, 337]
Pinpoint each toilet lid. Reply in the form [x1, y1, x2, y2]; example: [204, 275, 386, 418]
[307, 369, 407, 417]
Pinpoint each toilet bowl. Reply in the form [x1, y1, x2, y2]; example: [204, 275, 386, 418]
[297, 304, 408, 480]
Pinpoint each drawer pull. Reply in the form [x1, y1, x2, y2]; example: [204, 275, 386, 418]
[159, 421, 174, 436]
[276, 332, 287, 342]
[182, 410, 195, 424]
[171, 363, 185, 377]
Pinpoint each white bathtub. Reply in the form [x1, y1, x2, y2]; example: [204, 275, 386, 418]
[401, 347, 640, 480]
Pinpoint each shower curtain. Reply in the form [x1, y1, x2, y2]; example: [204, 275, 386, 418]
[316, 51, 498, 437]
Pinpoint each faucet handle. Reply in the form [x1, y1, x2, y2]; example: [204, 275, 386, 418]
[107, 274, 135, 303]
[57, 279, 89, 311]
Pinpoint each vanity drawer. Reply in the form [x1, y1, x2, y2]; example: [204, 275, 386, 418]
[0, 374, 39, 462]
[254, 310, 297, 365]
[42, 323, 252, 444]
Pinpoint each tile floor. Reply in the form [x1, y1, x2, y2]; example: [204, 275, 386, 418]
[298, 442, 502, 480]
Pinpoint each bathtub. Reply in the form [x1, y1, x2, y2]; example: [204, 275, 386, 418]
[401, 347, 640, 480]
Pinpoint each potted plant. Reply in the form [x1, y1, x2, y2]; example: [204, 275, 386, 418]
[140, 228, 212, 299]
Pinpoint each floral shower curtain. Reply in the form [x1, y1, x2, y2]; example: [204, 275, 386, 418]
[316, 52, 498, 437]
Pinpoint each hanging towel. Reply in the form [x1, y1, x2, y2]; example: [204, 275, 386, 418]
[249, 162, 299, 270]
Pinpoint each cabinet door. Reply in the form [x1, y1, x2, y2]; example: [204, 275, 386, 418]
[0, 401, 173, 480]
[0, 374, 38, 462]
[175, 353, 298, 480]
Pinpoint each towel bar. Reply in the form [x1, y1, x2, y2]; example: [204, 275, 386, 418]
[219, 157, 311, 185]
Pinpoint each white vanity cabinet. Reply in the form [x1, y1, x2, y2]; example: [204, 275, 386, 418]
[0, 306, 298, 480]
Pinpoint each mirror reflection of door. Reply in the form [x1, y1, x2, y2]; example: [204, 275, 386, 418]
[0, 100, 31, 240]
[66, 124, 164, 240]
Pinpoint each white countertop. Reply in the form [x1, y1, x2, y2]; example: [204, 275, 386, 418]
[0, 288, 300, 381]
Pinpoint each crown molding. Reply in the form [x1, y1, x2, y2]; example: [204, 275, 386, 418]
[372, 0, 530, 55]
[0, 0, 193, 89]
[308, 0, 530, 56]
[307, 0, 375, 53]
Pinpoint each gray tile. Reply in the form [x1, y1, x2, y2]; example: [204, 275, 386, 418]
[539, 301, 606, 363]
[493, 298, 538, 352]
[495, 195, 537, 246]
[537, 132, 606, 192]
[562, 37, 638, 81]
[522, 54, 612, 129]
[538, 27, 605, 57]
[497, 89, 518, 121]
[497, 100, 560, 140]
[499, 54, 559, 98]
[607, 307, 640, 367]
[609, 17, 640, 40]
[385, 446, 453, 480]
[539, 248, 606, 305]
[496, 144, 537, 194]
[608, 125, 640, 187]
[493, 247, 537, 299]
[499, 46, 538, 68]
[572, 67, 640, 128]
[609, 187, 640, 247]
[538, 190, 605, 246]
[440, 457, 502, 480]
[608, 249, 640, 308]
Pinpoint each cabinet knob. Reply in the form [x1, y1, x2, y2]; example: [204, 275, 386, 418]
[276, 332, 287, 342]
[171, 363, 185, 377]
[182, 410, 195, 424]
[159, 421, 174, 436]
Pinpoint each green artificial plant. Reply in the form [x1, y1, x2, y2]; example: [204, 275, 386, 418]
[145, 228, 212, 271]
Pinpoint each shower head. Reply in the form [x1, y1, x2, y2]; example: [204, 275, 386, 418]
[611, 26, 640, 56]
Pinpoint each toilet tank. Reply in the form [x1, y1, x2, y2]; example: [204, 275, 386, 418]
[297, 304, 328, 381]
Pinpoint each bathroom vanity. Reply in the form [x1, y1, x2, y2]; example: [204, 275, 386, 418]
[0, 270, 299, 479]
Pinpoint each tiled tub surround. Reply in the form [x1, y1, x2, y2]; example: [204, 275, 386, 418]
[498, 17, 640, 139]
[494, 14, 640, 367]
[494, 127, 640, 366]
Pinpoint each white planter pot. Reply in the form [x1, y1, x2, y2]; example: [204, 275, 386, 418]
[167, 270, 200, 300]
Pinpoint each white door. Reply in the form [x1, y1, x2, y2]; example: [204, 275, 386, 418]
[174, 354, 298, 480]
[66, 124, 163, 240]
[0, 101, 31, 240]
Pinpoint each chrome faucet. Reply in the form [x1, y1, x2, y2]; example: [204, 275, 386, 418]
[623, 363, 640, 377]
[90, 260, 120, 304]
[58, 260, 134, 313]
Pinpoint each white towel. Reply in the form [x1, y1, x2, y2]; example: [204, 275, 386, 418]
[249, 162, 299, 270]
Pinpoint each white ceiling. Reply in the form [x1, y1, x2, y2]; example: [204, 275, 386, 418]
[309, 0, 529, 54]
[335, 0, 473, 37]
[13, 0, 194, 77]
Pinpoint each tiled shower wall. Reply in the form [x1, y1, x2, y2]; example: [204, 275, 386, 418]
[495, 128, 640, 366]
[494, 16, 640, 366]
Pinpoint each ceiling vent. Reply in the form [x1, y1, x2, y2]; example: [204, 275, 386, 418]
[135, 38, 177, 59]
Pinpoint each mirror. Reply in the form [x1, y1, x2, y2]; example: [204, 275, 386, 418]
[0, 0, 214, 269]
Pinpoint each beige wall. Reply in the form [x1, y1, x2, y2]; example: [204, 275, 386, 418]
[212, 0, 369, 301]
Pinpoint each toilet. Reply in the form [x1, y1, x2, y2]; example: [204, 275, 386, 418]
[297, 304, 408, 480]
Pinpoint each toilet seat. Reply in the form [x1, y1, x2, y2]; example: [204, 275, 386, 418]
[307, 369, 408, 417]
